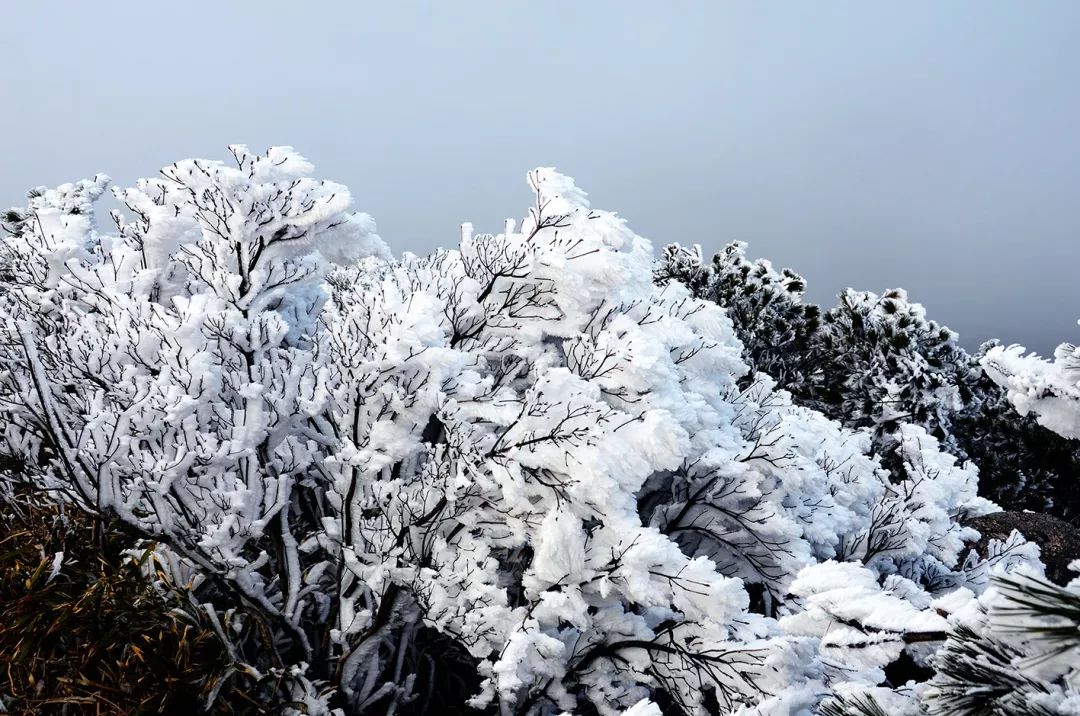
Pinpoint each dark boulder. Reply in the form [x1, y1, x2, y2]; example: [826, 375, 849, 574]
[968, 511, 1080, 585]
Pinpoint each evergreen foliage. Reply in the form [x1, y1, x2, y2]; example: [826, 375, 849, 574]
[656, 243, 821, 387]
[925, 574, 1080, 715]
[658, 243, 1080, 523]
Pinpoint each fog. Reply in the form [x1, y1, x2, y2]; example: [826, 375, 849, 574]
[3, 1, 1078, 351]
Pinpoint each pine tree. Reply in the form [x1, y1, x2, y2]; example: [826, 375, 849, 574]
[949, 342, 1080, 520]
[810, 288, 975, 449]
[656, 242, 821, 388]
[924, 572, 1080, 715]
[661, 243, 1080, 523]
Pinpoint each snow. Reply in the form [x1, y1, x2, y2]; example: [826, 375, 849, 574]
[983, 340, 1080, 439]
[0, 145, 1058, 715]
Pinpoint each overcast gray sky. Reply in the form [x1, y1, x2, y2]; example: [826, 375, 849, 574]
[3, 2, 1078, 352]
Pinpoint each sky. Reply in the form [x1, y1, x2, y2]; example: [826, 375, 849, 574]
[2, 2, 1079, 353]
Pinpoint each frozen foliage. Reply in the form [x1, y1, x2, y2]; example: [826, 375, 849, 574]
[813, 289, 973, 444]
[654, 245, 977, 443]
[952, 326, 1080, 714]
[973, 338, 1080, 519]
[654, 246, 974, 440]
[924, 571, 1080, 715]
[983, 339, 1080, 441]
[780, 559, 951, 706]
[0, 148, 1037, 715]
[655, 243, 820, 387]
[659, 243, 1080, 522]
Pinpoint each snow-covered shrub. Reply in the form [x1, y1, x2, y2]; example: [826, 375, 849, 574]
[811, 289, 976, 447]
[0, 148, 1019, 714]
[949, 343, 1078, 520]
[959, 326, 1080, 713]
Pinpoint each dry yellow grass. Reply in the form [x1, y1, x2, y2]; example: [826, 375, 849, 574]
[0, 495, 261, 714]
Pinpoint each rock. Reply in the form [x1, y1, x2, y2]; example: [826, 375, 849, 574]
[968, 511, 1080, 585]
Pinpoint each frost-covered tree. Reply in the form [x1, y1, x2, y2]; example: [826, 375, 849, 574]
[0, 148, 1022, 714]
[975, 338, 1080, 520]
[945, 341, 1080, 520]
[806, 291, 1080, 519]
[810, 289, 975, 447]
[655, 247, 974, 443]
[662, 243, 1080, 522]
[910, 328, 1080, 714]
[655, 242, 821, 388]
